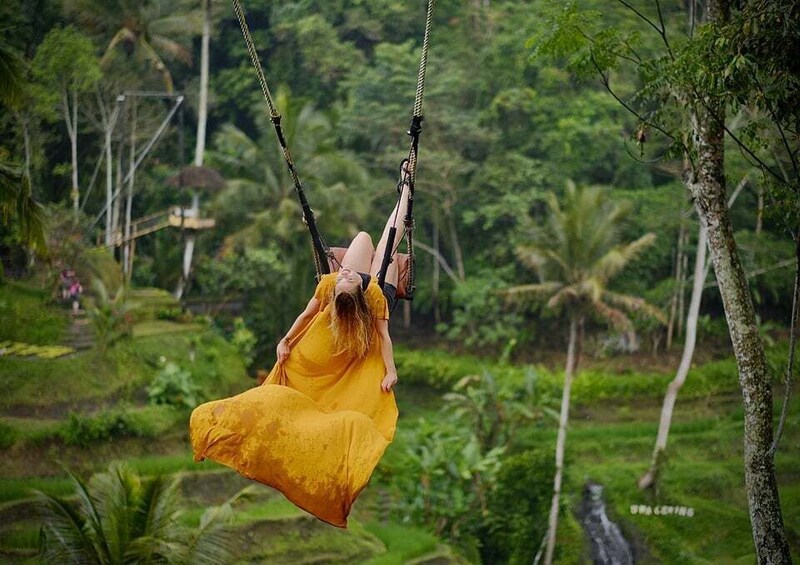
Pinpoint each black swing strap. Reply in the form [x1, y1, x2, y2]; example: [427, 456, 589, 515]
[230, 0, 330, 278]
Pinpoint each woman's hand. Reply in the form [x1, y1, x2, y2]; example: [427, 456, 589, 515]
[381, 371, 398, 392]
[276, 338, 291, 364]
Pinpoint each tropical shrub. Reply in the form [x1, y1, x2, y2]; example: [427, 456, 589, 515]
[147, 362, 201, 409]
[36, 462, 240, 564]
[438, 271, 529, 348]
[478, 449, 555, 564]
[87, 280, 136, 349]
[0, 421, 17, 449]
[393, 348, 483, 390]
[386, 371, 550, 550]
[230, 316, 257, 367]
[61, 408, 157, 447]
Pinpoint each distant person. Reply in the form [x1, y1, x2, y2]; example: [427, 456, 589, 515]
[190, 162, 412, 528]
[69, 277, 83, 315]
[60, 269, 74, 301]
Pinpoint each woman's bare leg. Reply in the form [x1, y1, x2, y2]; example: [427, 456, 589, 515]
[370, 182, 410, 288]
[341, 231, 374, 273]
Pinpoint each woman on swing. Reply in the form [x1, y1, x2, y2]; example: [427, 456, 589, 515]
[190, 163, 411, 528]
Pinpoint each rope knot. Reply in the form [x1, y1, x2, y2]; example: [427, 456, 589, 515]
[407, 115, 424, 137]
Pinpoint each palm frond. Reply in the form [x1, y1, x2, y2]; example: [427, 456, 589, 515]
[65, 468, 111, 561]
[514, 245, 547, 273]
[503, 282, 563, 301]
[149, 35, 193, 65]
[546, 283, 580, 309]
[592, 233, 657, 282]
[148, 13, 204, 38]
[0, 41, 26, 107]
[182, 487, 254, 565]
[139, 473, 183, 539]
[89, 462, 142, 563]
[0, 166, 47, 252]
[592, 300, 634, 331]
[604, 290, 667, 323]
[136, 37, 175, 93]
[34, 491, 99, 564]
[100, 27, 138, 67]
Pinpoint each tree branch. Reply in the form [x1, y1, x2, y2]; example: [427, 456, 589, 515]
[769, 234, 799, 459]
[415, 240, 462, 285]
[753, 74, 800, 180]
[615, 0, 673, 60]
[702, 259, 794, 288]
[654, 0, 674, 60]
[576, 27, 640, 65]
[590, 50, 682, 149]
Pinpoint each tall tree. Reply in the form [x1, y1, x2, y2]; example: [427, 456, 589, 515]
[0, 164, 46, 253]
[534, 1, 795, 558]
[639, 222, 707, 489]
[0, 39, 26, 108]
[507, 183, 662, 564]
[65, 0, 199, 94]
[175, 0, 211, 299]
[687, 3, 790, 557]
[32, 26, 101, 222]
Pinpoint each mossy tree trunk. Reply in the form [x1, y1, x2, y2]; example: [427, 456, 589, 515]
[687, 2, 791, 549]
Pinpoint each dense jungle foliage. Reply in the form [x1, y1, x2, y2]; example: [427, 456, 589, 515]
[1, 0, 795, 365]
[1, 0, 798, 562]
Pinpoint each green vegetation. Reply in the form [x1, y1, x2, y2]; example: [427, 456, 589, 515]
[1, 0, 798, 561]
[0, 341, 73, 359]
[36, 462, 238, 564]
[0, 283, 67, 345]
[0, 321, 247, 411]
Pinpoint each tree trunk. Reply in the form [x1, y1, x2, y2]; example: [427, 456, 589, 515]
[677, 245, 688, 339]
[19, 113, 32, 180]
[194, 0, 210, 169]
[756, 185, 764, 236]
[639, 224, 708, 489]
[688, 13, 791, 551]
[432, 219, 440, 324]
[666, 223, 686, 350]
[104, 109, 114, 246]
[544, 315, 581, 565]
[112, 142, 123, 246]
[176, 0, 211, 300]
[123, 99, 137, 279]
[447, 211, 465, 280]
[63, 89, 80, 222]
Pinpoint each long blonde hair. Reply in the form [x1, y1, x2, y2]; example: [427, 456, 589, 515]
[329, 288, 373, 358]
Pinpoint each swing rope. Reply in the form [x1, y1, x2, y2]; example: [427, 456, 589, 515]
[376, 0, 434, 298]
[230, 0, 330, 278]
[230, 0, 434, 295]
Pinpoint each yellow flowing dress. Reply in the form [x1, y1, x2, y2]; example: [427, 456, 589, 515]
[189, 273, 398, 527]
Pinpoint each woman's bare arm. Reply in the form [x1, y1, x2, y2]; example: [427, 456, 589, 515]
[276, 296, 321, 362]
[376, 319, 397, 392]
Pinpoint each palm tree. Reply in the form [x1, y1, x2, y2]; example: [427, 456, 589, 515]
[0, 39, 26, 108]
[36, 462, 240, 564]
[64, 0, 201, 93]
[506, 182, 663, 565]
[0, 164, 46, 253]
